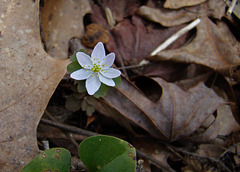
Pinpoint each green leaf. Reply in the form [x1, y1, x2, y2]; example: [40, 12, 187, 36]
[93, 83, 110, 98]
[65, 94, 82, 112]
[93, 77, 121, 98]
[21, 148, 71, 172]
[70, 49, 86, 62]
[78, 135, 137, 172]
[77, 80, 87, 93]
[86, 105, 95, 116]
[68, 49, 87, 73]
[113, 76, 121, 87]
[67, 61, 82, 73]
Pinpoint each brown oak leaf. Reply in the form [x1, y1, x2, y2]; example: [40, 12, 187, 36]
[0, 0, 68, 170]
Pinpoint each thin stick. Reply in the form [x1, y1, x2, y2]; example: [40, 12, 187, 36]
[150, 18, 201, 56]
[118, 63, 148, 70]
[227, 0, 237, 15]
[40, 118, 97, 137]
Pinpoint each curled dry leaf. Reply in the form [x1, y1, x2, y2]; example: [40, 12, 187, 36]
[41, 0, 92, 59]
[136, 0, 226, 27]
[87, 76, 224, 142]
[136, 6, 197, 27]
[148, 17, 240, 73]
[0, 0, 68, 171]
[164, 0, 207, 9]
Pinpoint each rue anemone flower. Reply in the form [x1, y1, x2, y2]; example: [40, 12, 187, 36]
[70, 42, 121, 95]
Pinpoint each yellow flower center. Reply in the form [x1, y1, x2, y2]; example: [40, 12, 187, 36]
[91, 64, 101, 72]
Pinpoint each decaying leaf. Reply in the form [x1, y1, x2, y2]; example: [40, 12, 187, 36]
[164, 0, 207, 9]
[41, 0, 91, 59]
[82, 23, 109, 48]
[87, 76, 224, 142]
[0, 0, 68, 171]
[148, 17, 240, 73]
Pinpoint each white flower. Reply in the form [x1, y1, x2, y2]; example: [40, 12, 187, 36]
[70, 42, 121, 95]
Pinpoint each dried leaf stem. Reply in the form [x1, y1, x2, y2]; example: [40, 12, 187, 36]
[150, 18, 201, 56]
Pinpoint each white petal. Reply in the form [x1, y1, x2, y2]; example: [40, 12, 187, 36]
[86, 73, 101, 95]
[100, 68, 121, 78]
[101, 53, 115, 69]
[76, 52, 93, 69]
[99, 74, 115, 86]
[91, 42, 105, 63]
[70, 69, 93, 80]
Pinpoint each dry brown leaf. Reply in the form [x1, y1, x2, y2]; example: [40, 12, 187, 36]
[136, 6, 197, 27]
[0, 0, 68, 170]
[136, 0, 226, 27]
[87, 76, 224, 142]
[41, 0, 91, 59]
[148, 17, 240, 72]
[164, 0, 207, 9]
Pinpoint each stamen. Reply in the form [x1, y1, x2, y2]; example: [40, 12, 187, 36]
[91, 64, 101, 72]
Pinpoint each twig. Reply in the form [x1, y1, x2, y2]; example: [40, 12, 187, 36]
[150, 18, 201, 56]
[40, 118, 97, 137]
[117, 63, 148, 70]
[227, 0, 237, 16]
[38, 130, 87, 140]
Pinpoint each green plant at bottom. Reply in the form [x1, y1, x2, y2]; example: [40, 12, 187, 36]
[21, 148, 71, 172]
[21, 135, 136, 172]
